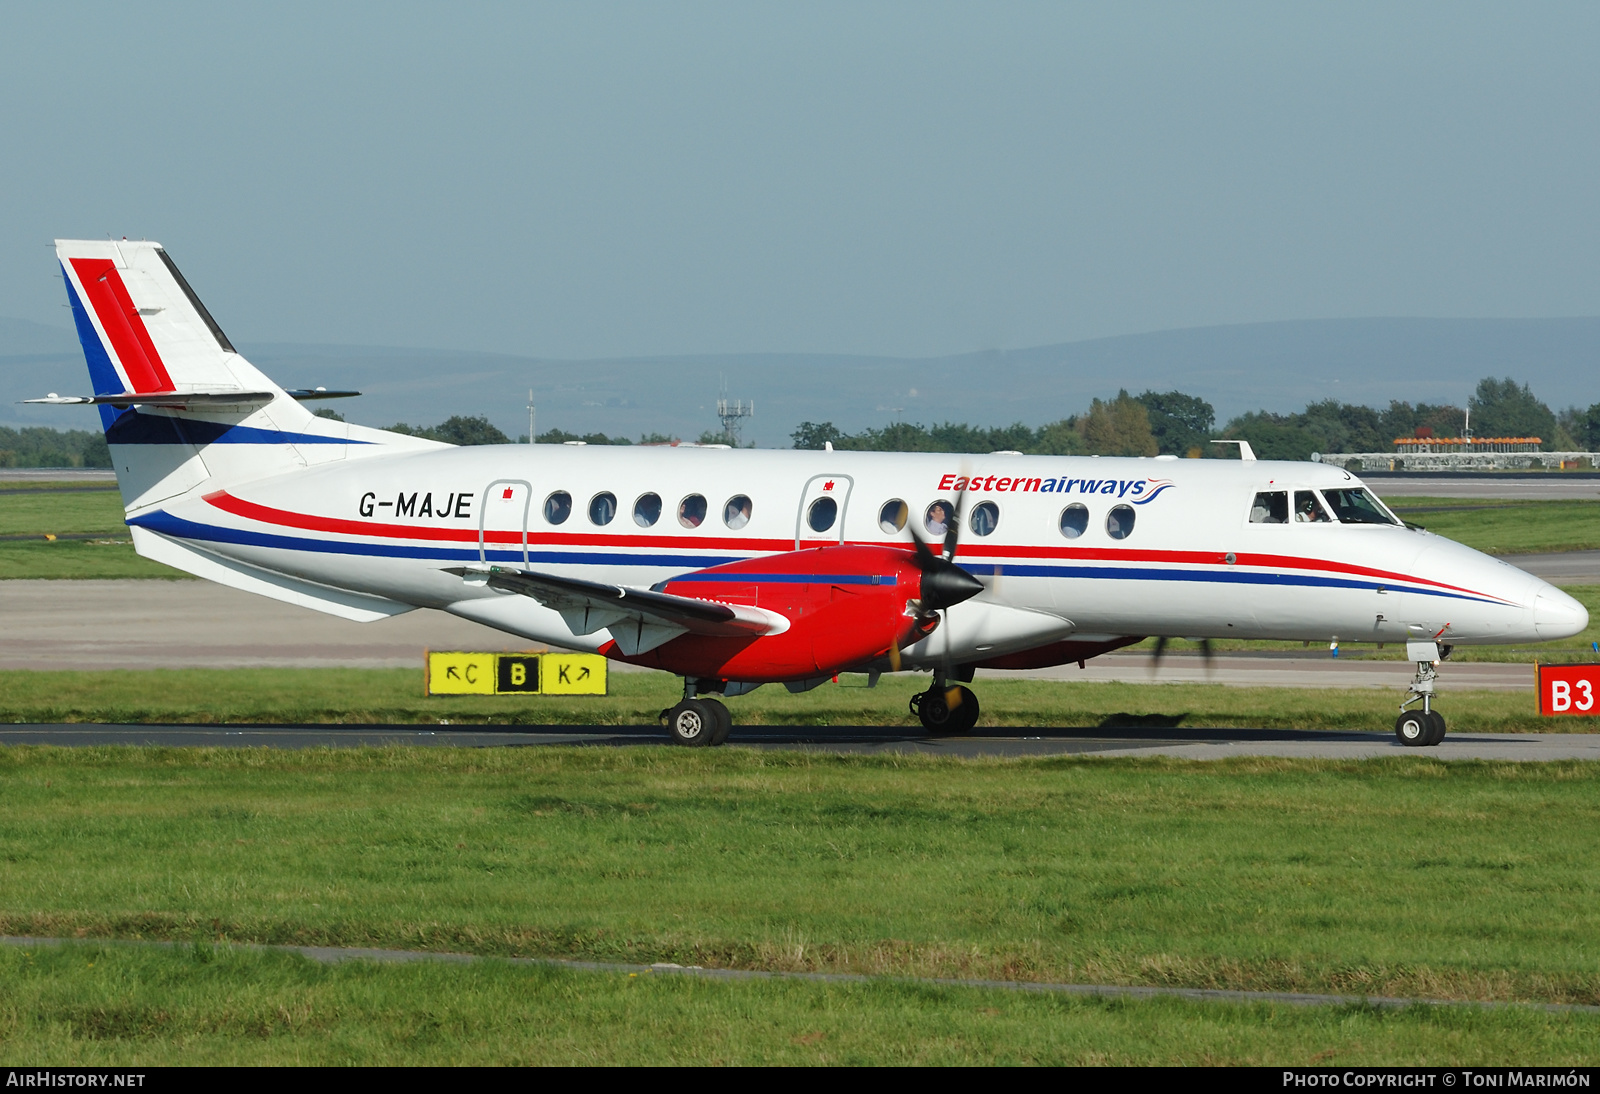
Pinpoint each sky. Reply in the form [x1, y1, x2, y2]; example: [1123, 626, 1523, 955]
[2, 2, 1598, 361]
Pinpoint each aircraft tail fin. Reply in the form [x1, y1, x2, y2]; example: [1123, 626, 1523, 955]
[52, 239, 442, 511]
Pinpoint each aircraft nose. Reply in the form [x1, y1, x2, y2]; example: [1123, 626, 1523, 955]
[1534, 587, 1590, 640]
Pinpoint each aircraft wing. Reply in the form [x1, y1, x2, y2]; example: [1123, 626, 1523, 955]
[445, 566, 789, 655]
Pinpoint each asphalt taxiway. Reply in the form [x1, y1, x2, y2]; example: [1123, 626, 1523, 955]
[5, 723, 1598, 760]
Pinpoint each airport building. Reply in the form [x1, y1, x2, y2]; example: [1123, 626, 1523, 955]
[1313, 435, 1600, 472]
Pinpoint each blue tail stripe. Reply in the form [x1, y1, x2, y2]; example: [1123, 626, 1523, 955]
[61, 264, 123, 429]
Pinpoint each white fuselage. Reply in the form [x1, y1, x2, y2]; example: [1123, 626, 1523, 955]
[127, 444, 1589, 677]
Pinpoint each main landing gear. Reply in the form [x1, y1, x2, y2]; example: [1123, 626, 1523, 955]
[1395, 653, 1448, 747]
[910, 673, 981, 734]
[662, 680, 733, 747]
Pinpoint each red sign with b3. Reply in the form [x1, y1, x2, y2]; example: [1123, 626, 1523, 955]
[1537, 663, 1599, 717]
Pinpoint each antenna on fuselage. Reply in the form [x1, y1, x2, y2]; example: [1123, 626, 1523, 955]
[527, 389, 535, 445]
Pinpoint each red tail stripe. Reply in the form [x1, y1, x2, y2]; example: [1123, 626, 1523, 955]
[69, 258, 174, 394]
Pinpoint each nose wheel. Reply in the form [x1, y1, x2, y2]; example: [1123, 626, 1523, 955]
[910, 683, 980, 734]
[1396, 656, 1447, 747]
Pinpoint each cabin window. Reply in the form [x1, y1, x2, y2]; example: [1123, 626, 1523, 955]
[1249, 491, 1288, 524]
[970, 501, 999, 536]
[723, 495, 752, 529]
[1294, 490, 1332, 523]
[1059, 504, 1089, 539]
[543, 491, 572, 525]
[807, 496, 838, 533]
[678, 494, 708, 529]
[1322, 488, 1400, 526]
[879, 499, 908, 534]
[1106, 505, 1135, 540]
[633, 492, 662, 527]
[589, 492, 617, 526]
[924, 499, 954, 538]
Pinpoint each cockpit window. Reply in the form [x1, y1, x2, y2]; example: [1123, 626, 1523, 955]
[1322, 488, 1399, 526]
[1294, 490, 1332, 523]
[1249, 491, 1288, 524]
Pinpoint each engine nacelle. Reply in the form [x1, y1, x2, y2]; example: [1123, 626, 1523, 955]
[606, 544, 971, 682]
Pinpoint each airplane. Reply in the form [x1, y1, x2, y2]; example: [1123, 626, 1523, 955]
[29, 239, 1591, 746]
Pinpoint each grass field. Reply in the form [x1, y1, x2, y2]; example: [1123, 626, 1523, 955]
[6, 942, 1597, 1065]
[1383, 496, 1600, 555]
[2, 747, 1599, 1063]
[2, 665, 1594, 732]
[1, 483, 1597, 579]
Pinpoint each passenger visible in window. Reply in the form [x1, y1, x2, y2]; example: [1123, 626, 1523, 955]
[1294, 490, 1332, 523]
[970, 501, 999, 536]
[544, 491, 572, 525]
[879, 500, 908, 534]
[925, 501, 951, 537]
[633, 492, 662, 527]
[1249, 491, 1288, 524]
[724, 495, 752, 529]
[1106, 504, 1135, 540]
[678, 495, 707, 528]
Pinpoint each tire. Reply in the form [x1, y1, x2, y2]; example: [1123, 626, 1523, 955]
[915, 689, 953, 732]
[946, 685, 980, 733]
[668, 699, 715, 746]
[1423, 710, 1447, 747]
[916, 686, 980, 734]
[705, 698, 733, 746]
[1394, 710, 1429, 747]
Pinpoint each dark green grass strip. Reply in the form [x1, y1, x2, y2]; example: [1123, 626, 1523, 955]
[3, 939, 1598, 1064]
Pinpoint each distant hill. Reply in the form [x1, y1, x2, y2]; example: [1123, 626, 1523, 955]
[5, 316, 1598, 445]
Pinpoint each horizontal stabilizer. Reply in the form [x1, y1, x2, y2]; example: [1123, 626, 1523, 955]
[446, 565, 788, 655]
[24, 389, 275, 409]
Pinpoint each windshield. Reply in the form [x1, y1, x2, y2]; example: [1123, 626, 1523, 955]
[1321, 488, 1399, 526]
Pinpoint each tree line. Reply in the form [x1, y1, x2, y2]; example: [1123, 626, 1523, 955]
[4, 378, 1598, 466]
[793, 378, 1600, 460]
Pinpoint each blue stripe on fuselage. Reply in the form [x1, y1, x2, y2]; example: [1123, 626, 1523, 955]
[129, 510, 1506, 606]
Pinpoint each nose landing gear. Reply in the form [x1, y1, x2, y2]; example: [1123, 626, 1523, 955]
[1396, 653, 1447, 747]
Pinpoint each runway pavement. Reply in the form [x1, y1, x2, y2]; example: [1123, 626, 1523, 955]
[1363, 474, 1600, 500]
[4, 722, 1597, 760]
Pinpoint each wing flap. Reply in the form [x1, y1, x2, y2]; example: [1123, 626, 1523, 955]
[447, 566, 788, 654]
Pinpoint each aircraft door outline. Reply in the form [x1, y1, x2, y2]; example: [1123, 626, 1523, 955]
[479, 479, 532, 567]
[795, 474, 854, 549]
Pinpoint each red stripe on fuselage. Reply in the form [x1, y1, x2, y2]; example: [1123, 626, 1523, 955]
[69, 258, 174, 394]
[202, 490, 1504, 602]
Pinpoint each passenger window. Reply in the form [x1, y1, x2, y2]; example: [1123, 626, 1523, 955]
[678, 494, 707, 529]
[970, 501, 999, 536]
[588, 492, 616, 526]
[1059, 504, 1089, 539]
[723, 494, 752, 529]
[1249, 491, 1288, 524]
[543, 491, 572, 525]
[633, 492, 662, 527]
[924, 499, 954, 537]
[807, 496, 838, 533]
[1106, 505, 1135, 540]
[879, 499, 908, 534]
[1294, 490, 1331, 523]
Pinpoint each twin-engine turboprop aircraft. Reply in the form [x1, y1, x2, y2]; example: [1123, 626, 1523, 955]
[33, 239, 1590, 745]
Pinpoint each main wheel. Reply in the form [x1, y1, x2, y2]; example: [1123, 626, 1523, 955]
[1394, 710, 1429, 747]
[915, 686, 981, 734]
[705, 698, 733, 746]
[1423, 710, 1447, 747]
[667, 699, 716, 746]
[945, 685, 980, 733]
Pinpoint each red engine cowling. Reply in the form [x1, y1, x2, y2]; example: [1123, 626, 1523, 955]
[602, 544, 960, 682]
